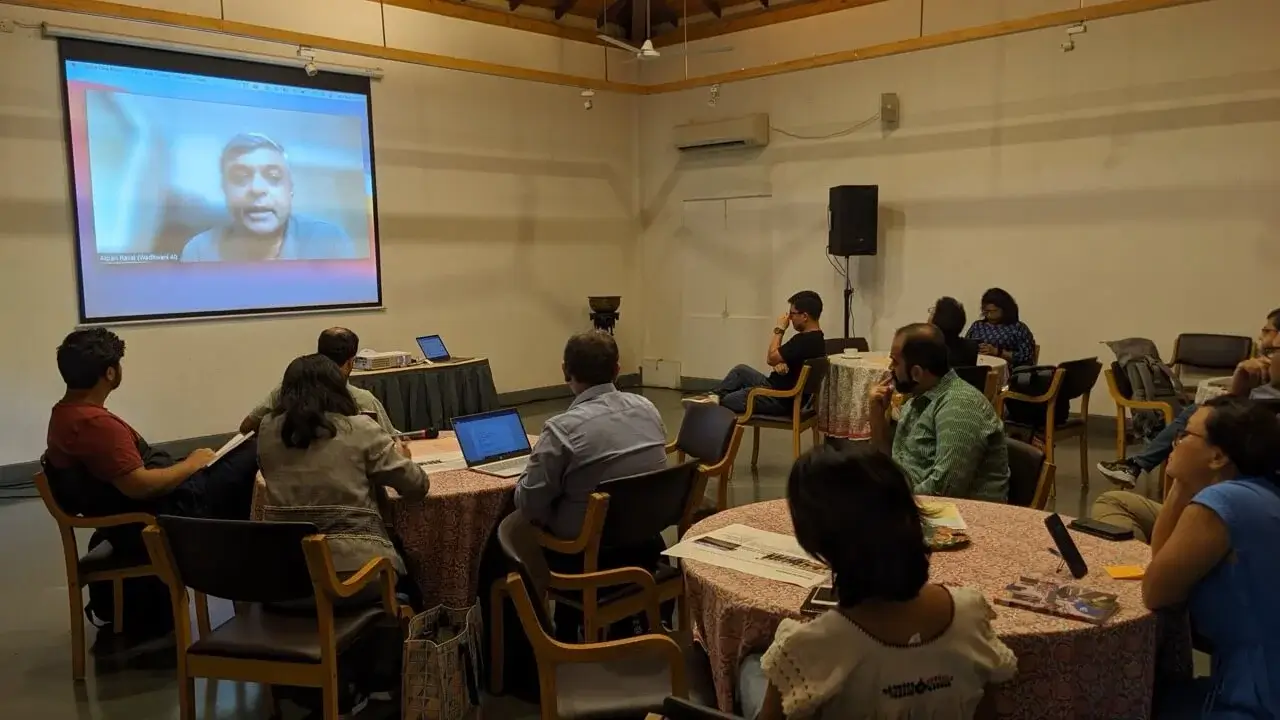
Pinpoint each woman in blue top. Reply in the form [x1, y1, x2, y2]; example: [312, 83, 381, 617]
[965, 288, 1037, 367]
[1144, 396, 1280, 718]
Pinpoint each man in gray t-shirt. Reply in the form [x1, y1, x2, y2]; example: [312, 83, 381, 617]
[240, 327, 395, 435]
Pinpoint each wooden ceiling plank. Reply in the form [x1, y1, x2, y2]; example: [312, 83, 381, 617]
[508, 0, 523, 9]
[701, 0, 722, 17]
[375, 0, 604, 46]
[653, 0, 886, 46]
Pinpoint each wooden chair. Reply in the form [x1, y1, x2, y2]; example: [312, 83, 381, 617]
[1045, 358, 1102, 492]
[143, 517, 403, 720]
[654, 697, 746, 719]
[1104, 366, 1176, 497]
[1171, 333, 1254, 401]
[1006, 438, 1056, 510]
[496, 510, 717, 720]
[32, 471, 211, 681]
[953, 365, 991, 394]
[492, 462, 701, 691]
[739, 357, 831, 468]
[982, 369, 1003, 404]
[666, 402, 746, 514]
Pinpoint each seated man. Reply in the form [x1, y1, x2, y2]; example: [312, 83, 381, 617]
[1094, 308, 1280, 540]
[515, 331, 668, 542]
[684, 290, 827, 414]
[870, 324, 1010, 502]
[1097, 307, 1280, 489]
[45, 328, 260, 538]
[240, 326, 395, 434]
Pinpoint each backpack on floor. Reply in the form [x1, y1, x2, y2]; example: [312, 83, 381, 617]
[1103, 338, 1187, 442]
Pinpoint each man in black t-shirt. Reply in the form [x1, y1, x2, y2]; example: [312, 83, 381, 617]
[685, 290, 826, 415]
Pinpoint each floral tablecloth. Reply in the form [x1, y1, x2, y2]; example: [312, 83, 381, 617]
[683, 498, 1185, 719]
[1193, 376, 1233, 405]
[251, 432, 528, 608]
[817, 352, 1008, 439]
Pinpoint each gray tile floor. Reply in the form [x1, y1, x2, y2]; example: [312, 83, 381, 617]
[0, 388, 1162, 719]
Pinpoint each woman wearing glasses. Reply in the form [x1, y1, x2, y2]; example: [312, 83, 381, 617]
[1143, 396, 1280, 718]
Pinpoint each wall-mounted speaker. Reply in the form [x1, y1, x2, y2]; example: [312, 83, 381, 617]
[828, 185, 878, 256]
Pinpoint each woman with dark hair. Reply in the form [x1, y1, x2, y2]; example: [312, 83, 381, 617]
[738, 446, 1016, 719]
[1143, 397, 1280, 717]
[258, 354, 429, 582]
[930, 296, 980, 368]
[965, 288, 1037, 367]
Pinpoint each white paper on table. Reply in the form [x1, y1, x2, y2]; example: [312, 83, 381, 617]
[413, 451, 466, 473]
[207, 431, 254, 467]
[920, 501, 967, 530]
[663, 523, 829, 588]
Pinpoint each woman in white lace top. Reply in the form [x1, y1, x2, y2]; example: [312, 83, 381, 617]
[738, 446, 1018, 719]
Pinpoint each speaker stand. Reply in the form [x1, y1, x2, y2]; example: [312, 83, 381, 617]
[840, 256, 854, 340]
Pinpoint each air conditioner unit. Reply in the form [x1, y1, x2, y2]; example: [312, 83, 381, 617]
[673, 113, 770, 152]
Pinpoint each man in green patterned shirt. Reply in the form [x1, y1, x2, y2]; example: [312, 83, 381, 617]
[870, 323, 1009, 502]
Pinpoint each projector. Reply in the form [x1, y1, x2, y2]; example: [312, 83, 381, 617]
[353, 349, 413, 372]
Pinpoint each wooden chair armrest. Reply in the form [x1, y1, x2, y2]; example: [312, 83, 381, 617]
[301, 536, 399, 614]
[999, 389, 1049, 404]
[550, 567, 662, 632]
[541, 628, 687, 696]
[64, 511, 156, 530]
[535, 493, 608, 558]
[664, 440, 679, 455]
[739, 386, 799, 424]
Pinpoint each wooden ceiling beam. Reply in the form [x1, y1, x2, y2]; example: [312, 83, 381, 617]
[508, 0, 522, 9]
[701, 0, 722, 18]
[553, 0, 579, 18]
[375, 0, 604, 46]
[653, 0, 886, 46]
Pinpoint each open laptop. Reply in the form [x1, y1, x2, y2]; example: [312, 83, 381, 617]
[415, 334, 471, 364]
[452, 408, 533, 478]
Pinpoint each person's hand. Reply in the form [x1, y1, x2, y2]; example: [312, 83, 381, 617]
[186, 448, 217, 467]
[394, 440, 413, 459]
[978, 343, 998, 356]
[868, 376, 894, 410]
[1235, 356, 1271, 386]
[772, 363, 789, 375]
[776, 312, 791, 331]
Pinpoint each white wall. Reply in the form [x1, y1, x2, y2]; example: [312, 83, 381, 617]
[637, 0, 1280, 415]
[0, 0, 640, 465]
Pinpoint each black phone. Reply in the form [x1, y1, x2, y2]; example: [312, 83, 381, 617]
[1068, 517, 1135, 542]
[1044, 513, 1089, 579]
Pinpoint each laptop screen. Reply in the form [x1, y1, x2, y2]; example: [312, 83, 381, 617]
[416, 335, 449, 361]
[453, 410, 531, 465]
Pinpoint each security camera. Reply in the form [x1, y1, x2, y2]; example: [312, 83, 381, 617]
[304, 61, 319, 77]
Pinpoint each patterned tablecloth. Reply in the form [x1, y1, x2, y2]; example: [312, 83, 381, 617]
[683, 498, 1180, 719]
[251, 432, 529, 608]
[817, 352, 1009, 439]
[1193, 376, 1233, 405]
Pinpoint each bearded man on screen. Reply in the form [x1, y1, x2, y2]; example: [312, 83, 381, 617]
[179, 133, 361, 262]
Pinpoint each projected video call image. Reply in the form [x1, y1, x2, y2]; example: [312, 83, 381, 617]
[61, 39, 382, 322]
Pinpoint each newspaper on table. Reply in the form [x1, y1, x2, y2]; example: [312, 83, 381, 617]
[920, 501, 967, 530]
[663, 523, 828, 588]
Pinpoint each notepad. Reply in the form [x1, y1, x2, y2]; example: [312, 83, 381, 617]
[1105, 565, 1145, 580]
[207, 431, 254, 467]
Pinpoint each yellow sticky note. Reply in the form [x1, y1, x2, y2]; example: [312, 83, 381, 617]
[1106, 565, 1145, 580]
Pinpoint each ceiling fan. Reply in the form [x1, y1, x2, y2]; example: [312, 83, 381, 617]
[596, 0, 732, 61]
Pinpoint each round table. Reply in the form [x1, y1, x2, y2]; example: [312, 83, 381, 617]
[817, 352, 1009, 439]
[251, 432, 527, 608]
[683, 498, 1175, 719]
[1194, 376, 1233, 405]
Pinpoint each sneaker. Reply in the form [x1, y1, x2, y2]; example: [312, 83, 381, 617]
[681, 394, 719, 407]
[1097, 459, 1140, 489]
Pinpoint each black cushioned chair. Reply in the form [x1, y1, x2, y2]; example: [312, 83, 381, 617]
[496, 510, 717, 720]
[739, 357, 831, 467]
[667, 402, 745, 516]
[143, 516, 402, 720]
[1171, 333, 1254, 400]
[1006, 438, 1055, 510]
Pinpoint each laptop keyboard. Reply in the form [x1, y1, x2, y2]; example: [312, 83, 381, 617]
[485, 457, 527, 473]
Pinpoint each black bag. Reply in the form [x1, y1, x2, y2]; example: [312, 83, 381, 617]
[84, 529, 174, 636]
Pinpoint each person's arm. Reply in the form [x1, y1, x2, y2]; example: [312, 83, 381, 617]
[239, 387, 278, 435]
[1006, 324, 1036, 366]
[363, 420, 429, 500]
[77, 415, 213, 500]
[513, 424, 571, 530]
[115, 454, 214, 500]
[1229, 356, 1270, 397]
[867, 377, 894, 454]
[910, 398, 989, 497]
[766, 312, 789, 366]
[365, 394, 398, 434]
[1143, 483, 1231, 609]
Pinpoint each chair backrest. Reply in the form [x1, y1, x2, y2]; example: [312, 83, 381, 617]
[1006, 438, 1046, 508]
[675, 403, 738, 464]
[1173, 333, 1254, 371]
[495, 509, 555, 636]
[597, 461, 700, 549]
[153, 516, 318, 603]
[801, 357, 831, 396]
[662, 697, 745, 720]
[1108, 362, 1134, 400]
[823, 337, 869, 355]
[953, 365, 991, 393]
